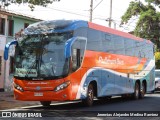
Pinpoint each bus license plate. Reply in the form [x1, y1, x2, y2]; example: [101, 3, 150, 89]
[34, 92, 43, 96]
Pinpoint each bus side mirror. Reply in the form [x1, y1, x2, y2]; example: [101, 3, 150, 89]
[4, 40, 18, 60]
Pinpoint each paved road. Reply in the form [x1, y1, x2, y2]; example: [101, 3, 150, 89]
[1, 92, 160, 120]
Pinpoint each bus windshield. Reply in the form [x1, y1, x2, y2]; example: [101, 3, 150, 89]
[14, 32, 72, 80]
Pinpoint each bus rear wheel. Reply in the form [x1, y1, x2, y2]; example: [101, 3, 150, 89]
[82, 84, 94, 106]
[133, 82, 140, 100]
[40, 101, 51, 107]
[140, 82, 146, 99]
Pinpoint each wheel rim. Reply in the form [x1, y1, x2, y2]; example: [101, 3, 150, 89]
[142, 85, 144, 95]
[82, 84, 94, 106]
[136, 88, 138, 97]
[135, 83, 139, 99]
[88, 88, 93, 102]
[141, 83, 145, 97]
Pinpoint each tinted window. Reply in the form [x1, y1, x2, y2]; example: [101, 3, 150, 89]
[102, 33, 114, 53]
[87, 29, 102, 51]
[113, 35, 125, 55]
[71, 39, 86, 71]
[155, 70, 160, 77]
[125, 38, 135, 56]
[134, 41, 143, 57]
[146, 43, 154, 59]
[74, 27, 87, 38]
[14, 32, 72, 79]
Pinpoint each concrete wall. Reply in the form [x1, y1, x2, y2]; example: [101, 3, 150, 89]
[13, 17, 36, 35]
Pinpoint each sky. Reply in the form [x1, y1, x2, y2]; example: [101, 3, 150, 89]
[5, 0, 147, 32]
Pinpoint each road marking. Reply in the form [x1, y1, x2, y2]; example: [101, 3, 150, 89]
[0, 100, 81, 111]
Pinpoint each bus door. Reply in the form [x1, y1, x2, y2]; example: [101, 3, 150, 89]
[71, 37, 87, 72]
[70, 37, 87, 97]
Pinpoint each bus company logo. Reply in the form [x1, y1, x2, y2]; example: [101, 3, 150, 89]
[27, 82, 48, 85]
[98, 56, 124, 65]
[2, 112, 11, 117]
[36, 86, 41, 91]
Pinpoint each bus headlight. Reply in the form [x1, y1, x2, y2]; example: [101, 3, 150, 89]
[14, 83, 24, 92]
[54, 81, 70, 92]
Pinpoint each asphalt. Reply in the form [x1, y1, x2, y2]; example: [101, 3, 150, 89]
[0, 91, 40, 110]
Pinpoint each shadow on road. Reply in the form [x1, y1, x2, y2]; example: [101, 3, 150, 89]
[24, 94, 158, 111]
[2, 93, 160, 117]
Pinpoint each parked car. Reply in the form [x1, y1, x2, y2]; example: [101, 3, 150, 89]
[155, 69, 160, 91]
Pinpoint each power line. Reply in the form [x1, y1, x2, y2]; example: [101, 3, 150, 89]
[90, 0, 105, 22]
[120, 16, 139, 32]
[93, 0, 104, 11]
[44, 7, 89, 18]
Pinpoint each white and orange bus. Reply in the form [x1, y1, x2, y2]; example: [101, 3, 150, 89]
[4, 20, 155, 106]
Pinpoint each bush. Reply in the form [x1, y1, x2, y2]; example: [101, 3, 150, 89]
[155, 52, 160, 69]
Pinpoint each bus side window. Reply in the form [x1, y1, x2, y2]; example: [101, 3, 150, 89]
[72, 49, 80, 72]
[71, 38, 86, 72]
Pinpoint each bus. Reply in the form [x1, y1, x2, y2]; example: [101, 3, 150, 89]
[4, 20, 155, 106]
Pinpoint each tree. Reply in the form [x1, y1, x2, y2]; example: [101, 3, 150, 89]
[121, 1, 160, 68]
[121, 1, 160, 47]
[1, 0, 60, 11]
[145, 0, 160, 7]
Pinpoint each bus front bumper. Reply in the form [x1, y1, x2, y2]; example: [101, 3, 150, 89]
[14, 89, 72, 101]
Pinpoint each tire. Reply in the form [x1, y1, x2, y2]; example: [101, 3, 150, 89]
[151, 90, 155, 93]
[122, 94, 131, 99]
[82, 84, 94, 106]
[133, 82, 140, 100]
[154, 82, 157, 92]
[40, 101, 51, 107]
[140, 82, 145, 99]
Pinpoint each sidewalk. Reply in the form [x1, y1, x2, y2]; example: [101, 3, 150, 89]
[0, 92, 40, 110]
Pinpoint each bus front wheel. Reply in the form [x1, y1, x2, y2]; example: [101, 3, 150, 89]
[82, 84, 94, 106]
[40, 101, 51, 107]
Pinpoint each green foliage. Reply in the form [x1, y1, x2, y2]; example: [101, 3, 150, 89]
[145, 0, 160, 7]
[13, 0, 55, 6]
[3, 0, 60, 11]
[155, 52, 160, 68]
[134, 5, 159, 39]
[121, 1, 160, 67]
[155, 52, 160, 61]
[121, 1, 146, 24]
[121, 1, 160, 47]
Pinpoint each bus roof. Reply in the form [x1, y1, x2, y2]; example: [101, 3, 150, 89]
[88, 22, 144, 42]
[25, 20, 88, 34]
[25, 20, 151, 44]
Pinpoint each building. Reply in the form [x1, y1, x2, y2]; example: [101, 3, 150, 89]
[0, 9, 41, 91]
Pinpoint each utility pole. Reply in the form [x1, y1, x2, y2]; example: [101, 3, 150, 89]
[89, 0, 93, 22]
[108, 0, 112, 27]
